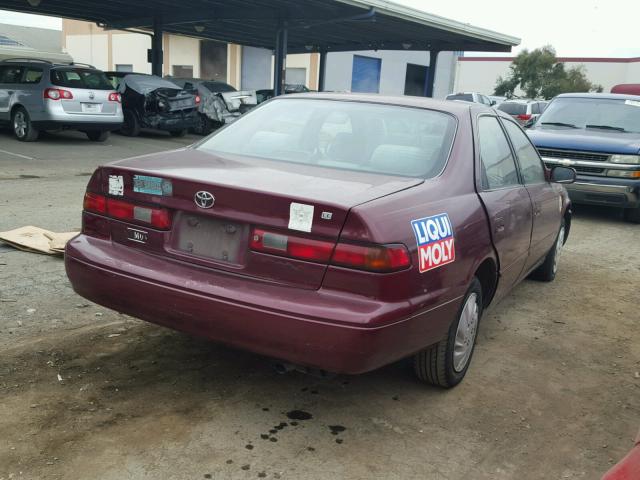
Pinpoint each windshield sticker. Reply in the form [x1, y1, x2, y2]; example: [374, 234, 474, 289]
[132, 175, 173, 196]
[411, 213, 455, 273]
[625, 100, 640, 108]
[108, 175, 124, 196]
[289, 202, 314, 233]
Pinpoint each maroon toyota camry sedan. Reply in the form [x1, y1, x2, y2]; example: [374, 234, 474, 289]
[66, 93, 575, 388]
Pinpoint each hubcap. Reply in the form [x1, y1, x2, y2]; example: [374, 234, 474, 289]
[552, 226, 565, 275]
[14, 112, 27, 138]
[453, 292, 479, 373]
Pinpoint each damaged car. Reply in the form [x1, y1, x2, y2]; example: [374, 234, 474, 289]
[169, 78, 257, 135]
[105, 72, 198, 137]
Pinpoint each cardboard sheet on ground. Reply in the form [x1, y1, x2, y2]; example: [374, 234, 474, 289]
[0, 226, 78, 256]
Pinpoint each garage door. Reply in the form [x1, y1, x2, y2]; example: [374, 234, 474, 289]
[351, 55, 381, 93]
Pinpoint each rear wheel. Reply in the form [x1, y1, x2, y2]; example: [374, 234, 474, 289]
[530, 219, 565, 282]
[120, 110, 140, 137]
[623, 207, 640, 224]
[170, 129, 187, 138]
[85, 130, 109, 142]
[12, 107, 39, 142]
[193, 114, 212, 135]
[414, 277, 483, 388]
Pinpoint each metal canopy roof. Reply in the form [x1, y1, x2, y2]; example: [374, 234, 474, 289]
[0, 0, 519, 54]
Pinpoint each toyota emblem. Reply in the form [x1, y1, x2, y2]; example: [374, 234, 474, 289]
[194, 191, 215, 209]
[88, 91, 95, 100]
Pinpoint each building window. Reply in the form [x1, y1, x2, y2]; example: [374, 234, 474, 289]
[115, 64, 133, 72]
[286, 67, 307, 86]
[351, 55, 381, 93]
[404, 63, 428, 96]
[172, 65, 193, 78]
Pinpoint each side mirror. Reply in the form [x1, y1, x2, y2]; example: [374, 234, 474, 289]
[550, 166, 576, 184]
[490, 100, 496, 106]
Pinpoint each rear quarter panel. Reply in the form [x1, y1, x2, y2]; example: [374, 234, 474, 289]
[329, 108, 495, 320]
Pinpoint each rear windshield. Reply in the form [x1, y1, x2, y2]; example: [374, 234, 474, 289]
[446, 94, 474, 102]
[203, 81, 236, 93]
[498, 102, 527, 115]
[50, 68, 113, 90]
[198, 98, 457, 178]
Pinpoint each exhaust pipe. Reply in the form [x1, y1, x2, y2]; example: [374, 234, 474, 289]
[272, 361, 335, 379]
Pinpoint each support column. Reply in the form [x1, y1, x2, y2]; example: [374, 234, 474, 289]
[426, 50, 440, 98]
[151, 15, 164, 76]
[273, 26, 288, 96]
[318, 49, 327, 92]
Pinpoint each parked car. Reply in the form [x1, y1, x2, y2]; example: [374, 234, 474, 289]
[488, 95, 507, 106]
[611, 84, 640, 95]
[601, 429, 640, 479]
[446, 92, 494, 106]
[105, 72, 198, 137]
[497, 99, 548, 126]
[66, 94, 574, 388]
[527, 93, 640, 223]
[0, 58, 123, 142]
[169, 77, 257, 135]
[256, 84, 312, 103]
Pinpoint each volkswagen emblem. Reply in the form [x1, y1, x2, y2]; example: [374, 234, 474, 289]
[88, 91, 95, 100]
[194, 191, 215, 209]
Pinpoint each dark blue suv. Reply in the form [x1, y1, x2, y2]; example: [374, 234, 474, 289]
[527, 93, 640, 223]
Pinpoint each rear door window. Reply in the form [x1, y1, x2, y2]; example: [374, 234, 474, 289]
[24, 68, 43, 84]
[50, 68, 113, 90]
[531, 103, 540, 115]
[478, 116, 520, 190]
[502, 120, 547, 184]
[0, 65, 24, 83]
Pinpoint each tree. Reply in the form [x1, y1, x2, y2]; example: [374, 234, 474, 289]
[494, 46, 602, 99]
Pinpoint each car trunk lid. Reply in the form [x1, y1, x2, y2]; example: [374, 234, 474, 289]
[98, 148, 422, 289]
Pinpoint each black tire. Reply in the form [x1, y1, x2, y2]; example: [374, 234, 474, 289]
[193, 114, 212, 136]
[170, 129, 187, 138]
[623, 207, 640, 224]
[120, 110, 140, 137]
[85, 130, 109, 142]
[12, 107, 39, 142]
[529, 219, 566, 282]
[414, 277, 483, 388]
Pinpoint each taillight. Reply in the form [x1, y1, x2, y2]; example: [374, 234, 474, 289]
[331, 243, 411, 272]
[516, 114, 532, 121]
[250, 228, 333, 263]
[82, 192, 171, 230]
[44, 88, 73, 100]
[83, 192, 106, 214]
[108, 92, 121, 103]
[195, 95, 201, 105]
[250, 228, 411, 273]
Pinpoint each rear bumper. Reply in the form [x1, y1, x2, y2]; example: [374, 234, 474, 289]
[565, 177, 640, 208]
[140, 110, 198, 132]
[65, 235, 455, 374]
[32, 120, 123, 131]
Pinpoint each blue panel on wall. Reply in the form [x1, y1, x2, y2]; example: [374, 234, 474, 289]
[351, 55, 381, 93]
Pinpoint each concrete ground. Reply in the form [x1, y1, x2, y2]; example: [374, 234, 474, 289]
[0, 128, 638, 480]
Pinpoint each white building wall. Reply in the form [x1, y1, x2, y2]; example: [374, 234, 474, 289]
[323, 50, 455, 98]
[65, 34, 109, 70]
[168, 36, 201, 77]
[455, 58, 640, 96]
[112, 33, 151, 73]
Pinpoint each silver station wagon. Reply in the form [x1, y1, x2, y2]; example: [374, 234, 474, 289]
[0, 59, 123, 142]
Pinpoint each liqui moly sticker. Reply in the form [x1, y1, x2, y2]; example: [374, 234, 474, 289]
[411, 213, 456, 273]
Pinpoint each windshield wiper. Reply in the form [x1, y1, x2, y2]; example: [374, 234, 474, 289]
[586, 124, 627, 132]
[541, 122, 578, 128]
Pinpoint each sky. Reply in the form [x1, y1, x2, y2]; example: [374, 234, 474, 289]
[1, 1, 640, 57]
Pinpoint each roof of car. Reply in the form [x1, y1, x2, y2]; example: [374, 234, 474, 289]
[556, 92, 640, 101]
[281, 92, 494, 114]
